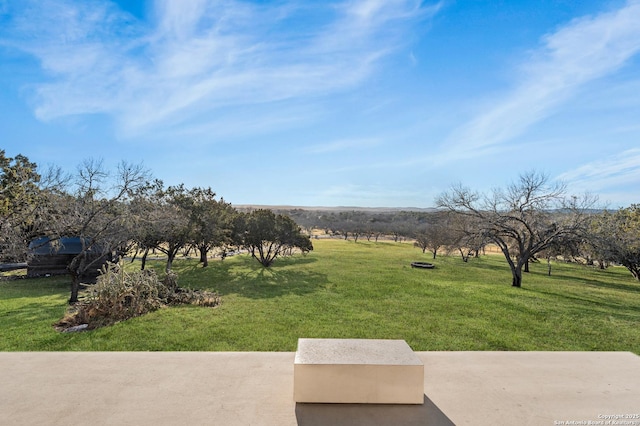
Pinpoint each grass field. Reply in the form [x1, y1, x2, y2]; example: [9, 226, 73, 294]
[1, 239, 639, 353]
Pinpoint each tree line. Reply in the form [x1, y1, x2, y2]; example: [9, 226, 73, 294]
[274, 172, 640, 287]
[2, 151, 638, 294]
[0, 151, 312, 303]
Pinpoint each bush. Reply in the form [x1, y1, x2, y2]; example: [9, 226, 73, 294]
[55, 262, 220, 330]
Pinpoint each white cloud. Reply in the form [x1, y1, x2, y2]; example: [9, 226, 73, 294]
[556, 148, 640, 204]
[445, 0, 640, 156]
[1, 0, 435, 137]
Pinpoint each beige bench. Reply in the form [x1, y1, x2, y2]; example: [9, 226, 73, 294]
[293, 338, 424, 404]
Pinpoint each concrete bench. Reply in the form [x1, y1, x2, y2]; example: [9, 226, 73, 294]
[293, 338, 424, 404]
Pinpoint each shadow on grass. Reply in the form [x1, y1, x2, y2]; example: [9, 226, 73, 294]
[540, 271, 640, 294]
[456, 257, 502, 268]
[522, 285, 640, 318]
[449, 257, 640, 294]
[168, 255, 329, 300]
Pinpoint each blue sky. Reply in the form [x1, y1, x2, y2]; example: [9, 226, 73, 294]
[1, 0, 639, 208]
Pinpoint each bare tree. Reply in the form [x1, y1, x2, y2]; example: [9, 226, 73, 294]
[414, 222, 450, 259]
[57, 159, 150, 303]
[588, 205, 640, 281]
[437, 171, 595, 287]
[445, 213, 485, 262]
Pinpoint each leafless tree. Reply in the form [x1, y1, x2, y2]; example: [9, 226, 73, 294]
[414, 221, 450, 259]
[437, 171, 595, 287]
[56, 159, 150, 303]
[588, 205, 640, 280]
[444, 213, 485, 262]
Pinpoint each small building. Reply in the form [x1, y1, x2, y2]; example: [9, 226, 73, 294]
[27, 237, 110, 281]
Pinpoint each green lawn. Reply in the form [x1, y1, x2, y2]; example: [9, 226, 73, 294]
[1, 239, 639, 352]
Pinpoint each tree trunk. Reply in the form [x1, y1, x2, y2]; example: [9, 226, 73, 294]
[458, 248, 469, 262]
[166, 253, 176, 272]
[432, 250, 437, 260]
[140, 248, 149, 270]
[511, 267, 522, 287]
[69, 273, 80, 304]
[628, 265, 640, 281]
[199, 246, 209, 268]
[68, 254, 86, 303]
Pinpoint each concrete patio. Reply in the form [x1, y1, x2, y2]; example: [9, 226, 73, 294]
[2, 351, 639, 425]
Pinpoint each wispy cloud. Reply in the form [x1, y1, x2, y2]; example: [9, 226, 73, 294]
[556, 148, 640, 196]
[0, 0, 436, 137]
[445, 0, 640, 156]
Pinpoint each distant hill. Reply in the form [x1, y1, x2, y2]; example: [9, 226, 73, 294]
[234, 205, 439, 213]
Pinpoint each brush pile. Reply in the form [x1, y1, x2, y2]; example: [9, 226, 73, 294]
[55, 262, 220, 331]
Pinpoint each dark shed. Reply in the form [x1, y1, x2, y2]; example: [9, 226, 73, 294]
[27, 237, 110, 280]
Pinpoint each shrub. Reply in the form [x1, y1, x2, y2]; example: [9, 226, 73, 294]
[55, 262, 220, 330]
